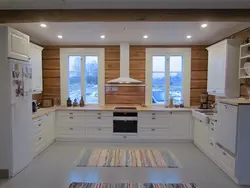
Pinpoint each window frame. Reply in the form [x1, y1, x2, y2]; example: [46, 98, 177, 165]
[60, 48, 105, 106]
[146, 48, 191, 107]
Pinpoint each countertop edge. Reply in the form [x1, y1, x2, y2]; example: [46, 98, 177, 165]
[32, 106, 193, 119]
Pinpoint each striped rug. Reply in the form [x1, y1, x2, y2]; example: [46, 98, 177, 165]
[69, 183, 198, 188]
[77, 148, 181, 168]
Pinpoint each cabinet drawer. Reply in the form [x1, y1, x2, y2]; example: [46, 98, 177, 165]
[138, 111, 170, 118]
[85, 117, 113, 127]
[139, 128, 169, 138]
[57, 126, 85, 136]
[57, 111, 85, 117]
[86, 127, 113, 138]
[215, 144, 235, 177]
[57, 116, 85, 126]
[85, 111, 113, 117]
[139, 117, 170, 128]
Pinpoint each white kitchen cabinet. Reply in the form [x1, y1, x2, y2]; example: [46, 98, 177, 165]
[214, 144, 236, 179]
[56, 111, 85, 139]
[217, 103, 238, 154]
[168, 112, 191, 139]
[207, 39, 240, 98]
[30, 43, 43, 94]
[7, 27, 30, 62]
[138, 111, 191, 140]
[32, 112, 55, 157]
[193, 118, 209, 153]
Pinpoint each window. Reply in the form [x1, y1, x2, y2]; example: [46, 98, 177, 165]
[169, 56, 183, 104]
[60, 48, 105, 106]
[146, 48, 191, 107]
[152, 56, 166, 104]
[68, 56, 81, 102]
[84, 56, 98, 104]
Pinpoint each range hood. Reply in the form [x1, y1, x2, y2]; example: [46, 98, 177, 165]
[107, 43, 142, 84]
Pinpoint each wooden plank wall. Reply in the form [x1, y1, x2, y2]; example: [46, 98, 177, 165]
[41, 45, 209, 106]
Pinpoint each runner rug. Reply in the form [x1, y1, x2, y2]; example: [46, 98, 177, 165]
[69, 183, 197, 188]
[77, 148, 181, 168]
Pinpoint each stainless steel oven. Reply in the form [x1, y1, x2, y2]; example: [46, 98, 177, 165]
[113, 111, 138, 135]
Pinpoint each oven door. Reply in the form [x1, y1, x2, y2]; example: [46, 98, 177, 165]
[113, 119, 138, 135]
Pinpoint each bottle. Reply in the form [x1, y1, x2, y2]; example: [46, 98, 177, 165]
[169, 98, 174, 108]
[73, 98, 78, 107]
[67, 98, 72, 107]
[80, 96, 85, 107]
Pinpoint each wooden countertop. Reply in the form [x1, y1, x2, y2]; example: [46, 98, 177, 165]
[32, 105, 192, 119]
[217, 98, 250, 106]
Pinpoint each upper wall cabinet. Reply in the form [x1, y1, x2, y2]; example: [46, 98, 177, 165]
[30, 43, 44, 94]
[207, 39, 241, 98]
[7, 27, 30, 62]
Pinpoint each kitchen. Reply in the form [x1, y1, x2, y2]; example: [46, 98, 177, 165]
[1, 11, 250, 188]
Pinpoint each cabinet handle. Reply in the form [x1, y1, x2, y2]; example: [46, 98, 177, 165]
[97, 113, 101, 115]
[69, 113, 73, 115]
[211, 128, 214, 131]
[213, 90, 216, 93]
[170, 112, 173, 114]
[97, 117, 101, 119]
[214, 120, 217, 122]
[211, 122, 214, 126]
[200, 120, 203, 123]
[152, 113, 156, 115]
[33, 89, 36, 92]
[97, 128, 102, 131]
[152, 117, 155, 120]
[38, 124, 41, 127]
[69, 117, 73, 119]
[210, 142, 214, 146]
[69, 128, 73, 130]
[39, 137, 41, 140]
[223, 152, 227, 156]
[123, 136, 127, 139]
[151, 129, 155, 131]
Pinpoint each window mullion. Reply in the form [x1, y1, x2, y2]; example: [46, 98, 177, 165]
[81, 55, 85, 102]
[165, 55, 170, 104]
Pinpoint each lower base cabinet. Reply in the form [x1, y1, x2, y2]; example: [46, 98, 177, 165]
[33, 112, 55, 157]
[55, 110, 192, 141]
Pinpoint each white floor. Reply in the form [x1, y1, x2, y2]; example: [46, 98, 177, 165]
[0, 142, 249, 188]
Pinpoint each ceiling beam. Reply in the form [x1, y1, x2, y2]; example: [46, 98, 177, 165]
[0, 9, 250, 23]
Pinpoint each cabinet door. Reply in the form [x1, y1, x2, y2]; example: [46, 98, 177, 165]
[214, 45, 226, 94]
[207, 44, 226, 96]
[207, 49, 217, 94]
[30, 43, 43, 93]
[194, 118, 209, 152]
[8, 27, 30, 61]
[43, 112, 55, 146]
[217, 103, 238, 154]
[168, 112, 191, 139]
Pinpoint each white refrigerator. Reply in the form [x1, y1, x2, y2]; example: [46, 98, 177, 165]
[9, 59, 33, 177]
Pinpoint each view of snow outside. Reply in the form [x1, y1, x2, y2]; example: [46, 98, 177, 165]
[68, 56, 98, 104]
[152, 56, 183, 105]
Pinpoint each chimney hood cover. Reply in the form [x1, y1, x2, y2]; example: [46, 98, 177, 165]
[107, 43, 142, 84]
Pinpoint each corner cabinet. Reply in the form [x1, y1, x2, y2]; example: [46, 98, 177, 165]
[7, 27, 30, 62]
[30, 43, 43, 94]
[207, 39, 240, 98]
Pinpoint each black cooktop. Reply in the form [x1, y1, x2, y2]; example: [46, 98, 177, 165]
[114, 107, 137, 110]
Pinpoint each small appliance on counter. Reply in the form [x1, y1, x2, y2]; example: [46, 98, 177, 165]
[200, 92, 209, 109]
[32, 100, 38, 113]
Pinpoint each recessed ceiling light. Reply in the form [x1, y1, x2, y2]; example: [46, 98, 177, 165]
[201, 23, 208, 28]
[100, 35, 105, 39]
[143, 35, 148, 39]
[187, 35, 192, 39]
[57, 35, 63, 39]
[40, 23, 47, 28]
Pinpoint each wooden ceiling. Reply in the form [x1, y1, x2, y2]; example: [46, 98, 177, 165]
[0, 9, 250, 23]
